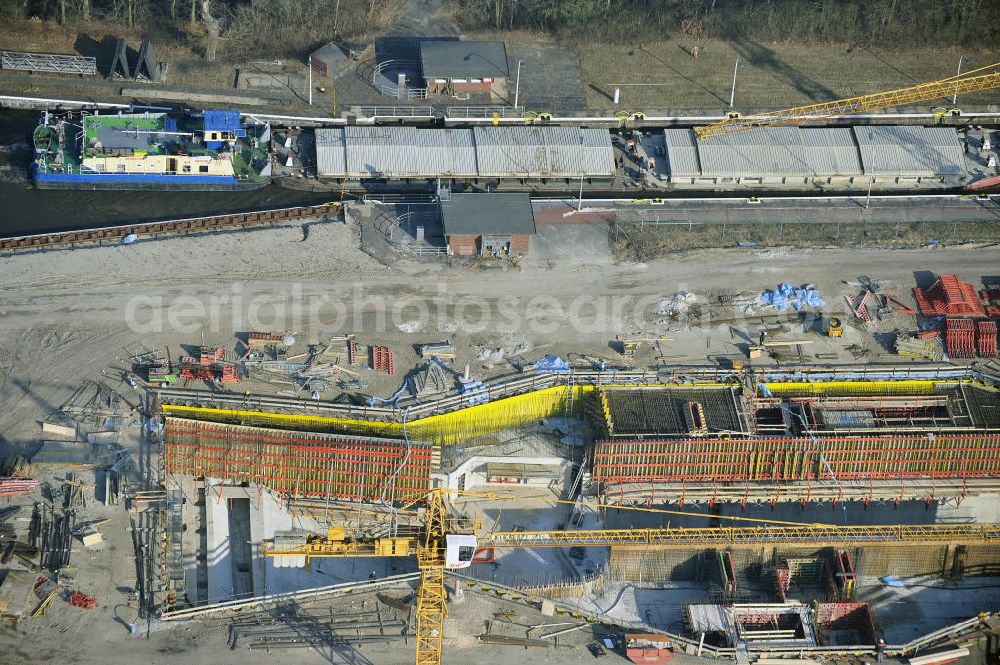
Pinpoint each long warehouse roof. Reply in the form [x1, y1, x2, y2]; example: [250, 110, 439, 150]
[315, 126, 615, 178]
[854, 125, 966, 176]
[665, 125, 966, 178]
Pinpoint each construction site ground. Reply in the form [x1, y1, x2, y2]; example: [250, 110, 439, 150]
[0, 211, 999, 663]
[1, 214, 1000, 448]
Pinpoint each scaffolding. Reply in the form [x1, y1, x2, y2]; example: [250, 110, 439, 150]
[593, 433, 1000, 486]
[161, 384, 590, 446]
[163, 418, 432, 502]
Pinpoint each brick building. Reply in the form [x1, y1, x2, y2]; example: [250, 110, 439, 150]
[420, 41, 509, 101]
[440, 193, 535, 257]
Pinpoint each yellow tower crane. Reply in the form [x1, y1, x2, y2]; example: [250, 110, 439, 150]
[263, 489, 1000, 665]
[695, 61, 1000, 139]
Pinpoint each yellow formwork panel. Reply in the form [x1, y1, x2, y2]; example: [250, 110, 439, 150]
[162, 384, 595, 446]
[762, 380, 941, 397]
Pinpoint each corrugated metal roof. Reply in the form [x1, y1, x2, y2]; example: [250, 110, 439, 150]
[440, 193, 535, 236]
[854, 125, 965, 176]
[694, 127, 863, 177]
[315, 128, 346, 177]
[317, 126, 613, 179]
[663, 129, 701, 177]
[801, 127, 862, 175]
[473, 126, 614, 177]
[316, 127, 477, 177]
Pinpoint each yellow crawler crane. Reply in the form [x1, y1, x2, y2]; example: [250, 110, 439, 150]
[695, 61, 1000, 139]
[263, 489, 1000, 665]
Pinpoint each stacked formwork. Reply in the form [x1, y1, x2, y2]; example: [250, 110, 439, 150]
[163, 417, 432, 502]
[977, 320, 998, 358]
[946, 318, 976, 358]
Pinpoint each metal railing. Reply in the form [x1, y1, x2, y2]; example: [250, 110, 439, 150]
[370, 59, 428, 100]
[351, 105, 436, 119]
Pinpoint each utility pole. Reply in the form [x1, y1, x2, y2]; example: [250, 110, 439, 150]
[578, 176, 584, 211]
[864, 176, 874, 209]
[308, 55, 313, 106]
[331, 87, 337, 117]
[513, 59, 522, 109]
[729, 57, 741, 110]
[954, 56, 970, 105]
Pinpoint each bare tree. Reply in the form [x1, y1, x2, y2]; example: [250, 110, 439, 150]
[81, 0, 90, 21]
[201, 0, 221, 62]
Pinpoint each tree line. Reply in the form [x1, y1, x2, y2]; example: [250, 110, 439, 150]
[6, 1, 997, 55]
[4, 0, 398, 61]
[455, 0, 1000, 48]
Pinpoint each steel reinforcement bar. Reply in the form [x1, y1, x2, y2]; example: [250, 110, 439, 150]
[478, 523, 1000, 550]
[163, 417, 432, 502]
[0, 204, 340, 252]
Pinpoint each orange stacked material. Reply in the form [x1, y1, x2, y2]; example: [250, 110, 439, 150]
[221, 364, 241, 383]
[977, 320, 998, 358]
[180, 366, 216, 381]
[370, 345, 395, 374]
[69, 592, 96, 609]
[625, 635, 674, 665]
[913, 275, 985, 317]
[945, 318, 976, 358]
[247, 332, 284, 347]
[983, 288, 1000, 317]
[199, 346, 225, 364]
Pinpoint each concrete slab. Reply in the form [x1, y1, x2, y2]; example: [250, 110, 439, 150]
[526, 221, 612, 267]
[859, 576, 1000, 643]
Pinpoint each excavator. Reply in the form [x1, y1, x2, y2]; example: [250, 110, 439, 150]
[263, 488, 1000, 665]
[695, 61, 1000, 139]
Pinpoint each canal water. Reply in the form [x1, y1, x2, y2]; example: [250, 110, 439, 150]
[0, 110, 329, 237]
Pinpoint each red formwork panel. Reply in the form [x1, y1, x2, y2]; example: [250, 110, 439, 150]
[945, 318, 976, 358]
[914, 275, 985, 317]
[977, 320, 998, 358]
[163, 418, 432, 502]
[592, 433, 1000, 484]
[370, 345, 396, 374]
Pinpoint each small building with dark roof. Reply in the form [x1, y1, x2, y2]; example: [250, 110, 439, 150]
[419, 40, 509, 100]
[440, 193, 534, 257]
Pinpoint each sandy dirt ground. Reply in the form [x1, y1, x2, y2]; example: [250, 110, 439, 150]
[1, 215, 999, 447]
[0, 214, 998, 664]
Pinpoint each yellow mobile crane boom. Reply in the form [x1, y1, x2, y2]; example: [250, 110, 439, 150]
[695, 61, 1000, 139]
[262, 489, 1000, 665]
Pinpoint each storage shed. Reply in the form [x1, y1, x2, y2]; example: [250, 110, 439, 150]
[313, 126, 615, 181]
[663, 124, 968, 188]
[440, 193, 535, 257]
[420, 40, 509, 100]
[310, 41, 350, 78]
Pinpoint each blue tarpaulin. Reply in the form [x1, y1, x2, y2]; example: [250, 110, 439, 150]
[759, 282, 825, 311]
[535, 355, 570, 373]
[203, 109, 243, 133]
